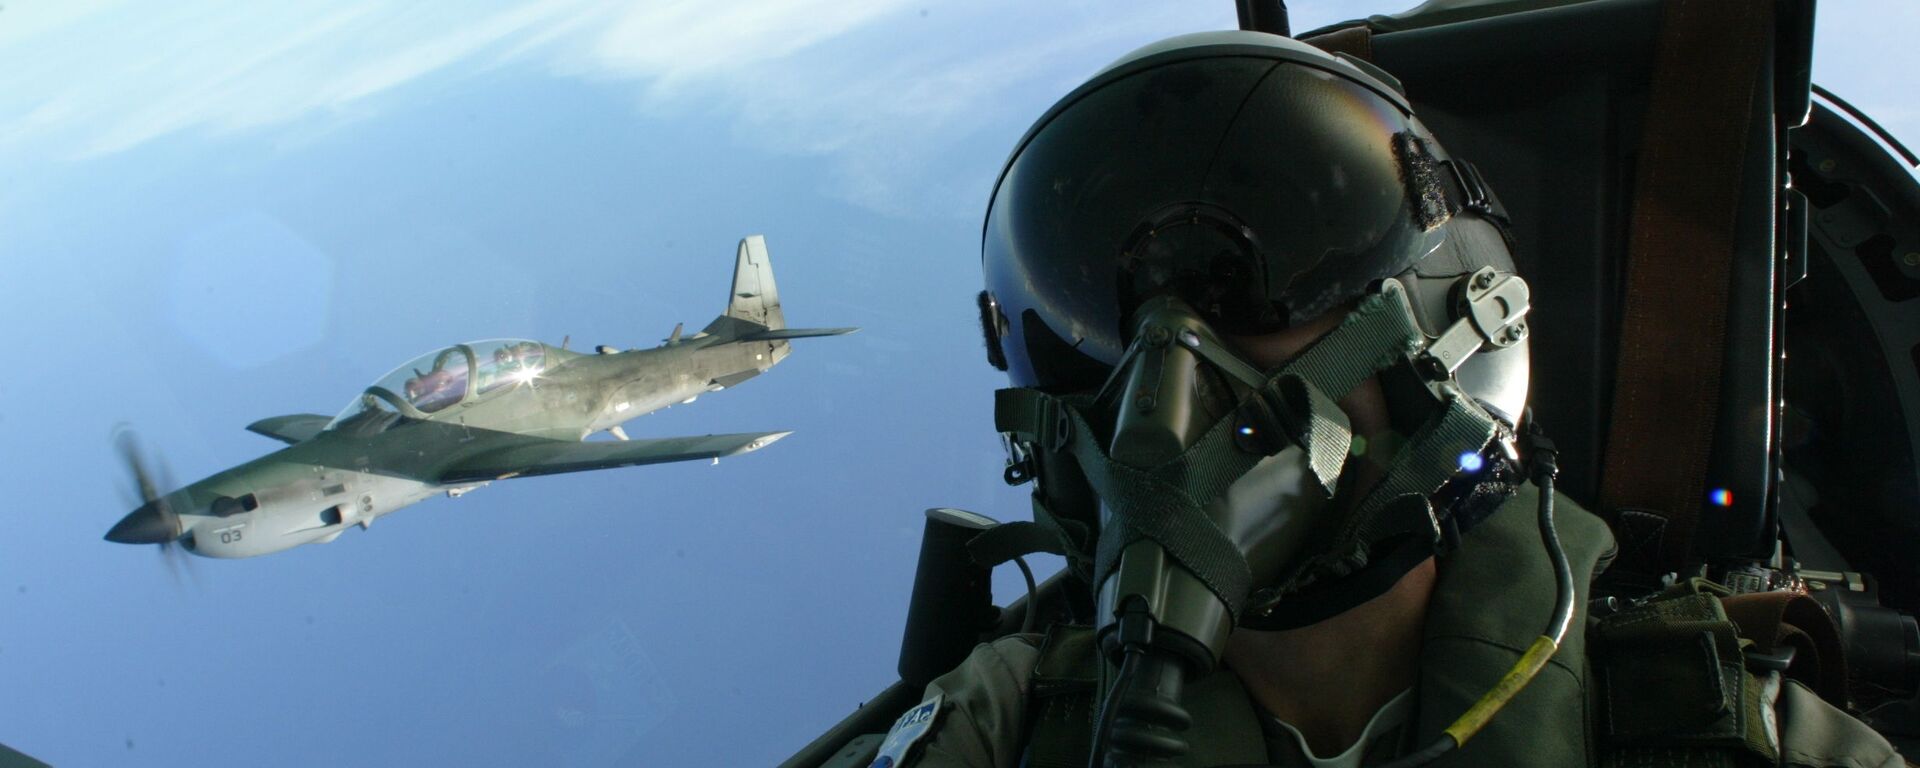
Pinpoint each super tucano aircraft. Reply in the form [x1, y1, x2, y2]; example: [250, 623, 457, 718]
[106, 235, 854, 559]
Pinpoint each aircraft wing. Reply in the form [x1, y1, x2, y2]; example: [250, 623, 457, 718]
[247, 414, 332, 445]
[436, 430, 791, 483]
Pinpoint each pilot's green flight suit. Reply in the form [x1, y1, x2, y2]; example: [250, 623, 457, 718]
[895, 485, 1905, 767]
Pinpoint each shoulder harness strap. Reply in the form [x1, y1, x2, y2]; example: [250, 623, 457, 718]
[1597, 0, 1777, 581]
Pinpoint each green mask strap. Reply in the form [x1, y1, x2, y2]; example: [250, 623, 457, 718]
[991, 326, 1371, 628]
[1263, 271, 1528, 595]
[998, 384, 1272, 625]
[990, 272, 1528, 624]
[986, 284, 1419, 626]
[1275, 279, 1429, 398]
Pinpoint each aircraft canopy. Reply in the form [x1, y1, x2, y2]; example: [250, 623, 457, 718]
[328, 339, 550, 428]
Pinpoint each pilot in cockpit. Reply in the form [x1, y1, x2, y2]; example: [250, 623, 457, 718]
[485, 342, 543, 388]
[492, 346, 523, 371]
[404, 366, 457, 406]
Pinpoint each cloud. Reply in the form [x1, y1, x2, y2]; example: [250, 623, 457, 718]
[0, 0, 932, 158]
[7, 0, 1911, 217]
[0, 1, 1230, 215]
[568, 0, 913, 87]
[0, 1, 602, 157]
[556, 2, 1218, 214]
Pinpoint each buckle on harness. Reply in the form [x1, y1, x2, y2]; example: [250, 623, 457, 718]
[1002, 434, 1036, 486]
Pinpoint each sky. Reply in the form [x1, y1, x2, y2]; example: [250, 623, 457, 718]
[0, 1, 1915, 766]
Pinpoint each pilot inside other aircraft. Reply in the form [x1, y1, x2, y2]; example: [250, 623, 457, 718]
[402, 353, 467, 412]
[404, 368, 452, 402]
[476, 341, 546, 394]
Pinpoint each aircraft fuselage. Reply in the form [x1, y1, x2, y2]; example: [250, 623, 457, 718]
[118, 336, 792, 558]
[106, 235, 852, 560]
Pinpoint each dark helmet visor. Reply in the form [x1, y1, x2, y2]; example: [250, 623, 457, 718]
[984, 52, 1447, 390]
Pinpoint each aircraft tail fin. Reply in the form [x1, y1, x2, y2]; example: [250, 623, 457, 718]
[696, 236, 855, 345]
[720, 235, 784, 331]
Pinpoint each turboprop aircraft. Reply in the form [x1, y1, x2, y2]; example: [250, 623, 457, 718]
[105, 235, 855, 559]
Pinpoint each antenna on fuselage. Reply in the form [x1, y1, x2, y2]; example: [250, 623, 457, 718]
[1236, 0, 1290, 36]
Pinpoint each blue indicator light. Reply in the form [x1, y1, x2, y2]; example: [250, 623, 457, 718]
[1709, 488, 1734, 507]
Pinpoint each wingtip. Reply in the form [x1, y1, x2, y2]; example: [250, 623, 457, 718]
[746, 431, 794, 451]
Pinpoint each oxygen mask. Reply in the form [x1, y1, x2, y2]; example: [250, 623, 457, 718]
[1087, 295, 1350, 678]
[990, 269, 1537, 766]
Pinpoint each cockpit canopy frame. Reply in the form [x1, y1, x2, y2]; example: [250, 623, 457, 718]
[327, 339, 550, 430]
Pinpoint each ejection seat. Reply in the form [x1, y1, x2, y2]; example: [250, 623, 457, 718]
[783, 1, 1920, 764]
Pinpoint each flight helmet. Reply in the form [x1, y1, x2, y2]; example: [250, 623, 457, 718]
[979, 31, 1534, 635]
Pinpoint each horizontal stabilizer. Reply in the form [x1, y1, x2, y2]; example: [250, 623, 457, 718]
[246, 414, 331, 445]
[437, 430, 791, 483]
[710, 369, 762, 390]
[735, 327, 859, 341]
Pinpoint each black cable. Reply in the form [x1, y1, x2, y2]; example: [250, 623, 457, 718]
[1088, 647, 1141, 768]
[1534, 447, 1576, 647]
[1015, 556, 1040, 635]
[1372, 432, 1575, 768]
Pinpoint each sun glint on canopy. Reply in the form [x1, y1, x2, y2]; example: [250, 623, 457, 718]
[328, 339, 549, 428]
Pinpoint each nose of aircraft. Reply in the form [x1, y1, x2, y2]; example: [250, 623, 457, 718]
[105, 501, 179, 544]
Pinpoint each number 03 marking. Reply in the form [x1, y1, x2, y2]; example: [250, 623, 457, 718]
[218, 527, 245, 544]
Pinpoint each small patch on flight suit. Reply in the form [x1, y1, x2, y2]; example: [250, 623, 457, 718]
[869, 693, 943, 768]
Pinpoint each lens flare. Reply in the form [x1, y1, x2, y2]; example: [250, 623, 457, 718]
[1458, 451, 1485, 473]
[1709, 488, 1734, 507]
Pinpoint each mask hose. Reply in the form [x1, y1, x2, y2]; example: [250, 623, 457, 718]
[1374, 428, 1573, 768]
[1063, 277, 1537, 766]
[1089, 599, 1192, 767]
[1088, 427, 1570, 768]
[1086, 298, 1271, 767]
